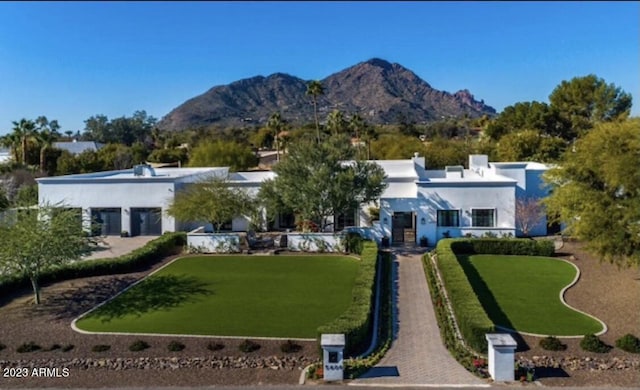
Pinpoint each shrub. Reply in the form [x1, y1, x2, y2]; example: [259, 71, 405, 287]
[91, 344, 111, 352]
[539, 336, 567, 351]
[129, 340, 150, 352]
[580, 334, 611, 353]
[16, 341, 41, 353]
[317, 241, 378, 355]
[167, 341, 185, 352]
[238, 339, 260, 353]
[0, 232, 186, 298]
[280, 340, 302, 354]
[343, 232, 364, 255]
[207, 342, 225, 352]
[45, 344, 61, 351]
[615, 334, 640, 353]
[61, 344, 74, 352]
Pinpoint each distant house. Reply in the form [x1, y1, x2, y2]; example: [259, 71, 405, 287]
[0, 148, 11, 164]
[53, 140, 104, 155]
[37, 154, 552, 243]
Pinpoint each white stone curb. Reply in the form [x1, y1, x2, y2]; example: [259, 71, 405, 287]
[496, 257, 607, 338]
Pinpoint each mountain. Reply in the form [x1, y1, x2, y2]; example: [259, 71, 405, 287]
[157, 58, 496, 131]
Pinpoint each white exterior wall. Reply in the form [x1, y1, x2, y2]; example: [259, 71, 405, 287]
[380, 184, 516, 245]
[39, 181, 176, 234]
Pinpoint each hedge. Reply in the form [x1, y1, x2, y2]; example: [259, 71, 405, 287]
[449, 238, 555, 257]
[317, 241, 378, 356]
[436, 240, 495, 353]
[435, 238, 556, 353]
[0, 232, 186, 298]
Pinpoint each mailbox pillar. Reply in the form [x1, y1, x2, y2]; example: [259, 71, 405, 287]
[320, 334, 345, 382]
[486, 333, 518, 381]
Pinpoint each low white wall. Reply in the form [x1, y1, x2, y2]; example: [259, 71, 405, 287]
[287, 233, 345, 252]
[345, 223, 384, 243]
[436, 227, 516, 240]
[187, 230, 241, 253]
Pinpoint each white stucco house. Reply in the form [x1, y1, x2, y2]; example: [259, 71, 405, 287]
[37, 154, 552, 245]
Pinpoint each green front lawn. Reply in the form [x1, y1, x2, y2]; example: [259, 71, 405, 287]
[463, 255, 603, 336]
[75, 255, 360, 338]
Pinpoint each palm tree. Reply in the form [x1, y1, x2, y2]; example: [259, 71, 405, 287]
[10, 119, 37, 165]
[306, 80, 324, 143]
[327, 109, 345, 136]
[349, 113, 364, 140]
[266, 112, 283, 162]
[35, 116, 60, 173]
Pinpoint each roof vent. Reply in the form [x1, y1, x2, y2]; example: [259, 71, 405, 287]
[445, 165, 464, 179]
[133, 164, 156, 177]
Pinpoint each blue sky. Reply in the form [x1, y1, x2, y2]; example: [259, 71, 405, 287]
[0, 1, 638, 135]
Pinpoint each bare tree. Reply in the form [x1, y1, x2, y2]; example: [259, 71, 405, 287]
[515, 197, 543, 237]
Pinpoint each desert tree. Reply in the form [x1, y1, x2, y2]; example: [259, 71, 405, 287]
[259, 135, 387, 232]
[544, 118, 640, 267]
[166, 177, 254, 233]
[0, 204, 90, 304]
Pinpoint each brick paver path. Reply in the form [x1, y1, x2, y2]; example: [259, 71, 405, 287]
[351, 249, 487, 387]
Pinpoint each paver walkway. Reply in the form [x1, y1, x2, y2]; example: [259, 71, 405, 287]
[351, 248, 487, 387]
[84, 236, 156, 260]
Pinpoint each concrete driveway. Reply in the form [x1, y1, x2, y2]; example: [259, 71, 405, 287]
[84, 236, 157, 260]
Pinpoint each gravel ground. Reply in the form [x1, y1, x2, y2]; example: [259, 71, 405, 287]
[0, 241, 638, 388]
[516, 240, 640, 387]
[0, 254, 318, 388]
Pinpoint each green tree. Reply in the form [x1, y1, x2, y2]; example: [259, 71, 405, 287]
[326, 109, 347, 136]
[55, 150, 81, 175]
[189, 140, 258, 171]
[0, 205, 90, 304]
[370, 133, 424, 160]
[9, 119, 37, 165]
[544, 118, 640, 267]
[496, 130, 565, 163]
[306, 80, 324, 143]
[166, 177, 253, 232]
[485, 101, 567, 140]
[34, 116, 61, 173]
[249, 126, 275, 149]
[424, 138, 473, 169]
[83, 111, 156, 145]
[259, 136, 387, 231]
[549, 74, 632, 137]
[147, 148, 188, 165]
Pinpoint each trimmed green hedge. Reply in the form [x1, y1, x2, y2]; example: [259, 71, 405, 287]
[0, 232, 186, 298]
[317, 241, 378, 356]
[435, 238, 556, 353]
[450, 238, 555, 257]
[436, 239, 495, 353]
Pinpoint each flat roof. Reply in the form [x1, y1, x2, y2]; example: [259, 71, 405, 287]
[37, 167, 224, 183]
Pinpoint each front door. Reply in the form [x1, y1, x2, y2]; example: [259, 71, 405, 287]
[392, 212, 415, 244]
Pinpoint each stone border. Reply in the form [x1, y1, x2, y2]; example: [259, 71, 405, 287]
[495, 257, 607, 338]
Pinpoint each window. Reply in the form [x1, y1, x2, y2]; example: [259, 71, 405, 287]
[437, 210, 460, 227]
[278, 212, 296, 229]
[335, 209, 357, 231]
[472, 209, 495, 227]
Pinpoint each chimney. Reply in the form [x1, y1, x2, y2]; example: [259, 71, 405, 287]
[412, 152, 426, 169]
